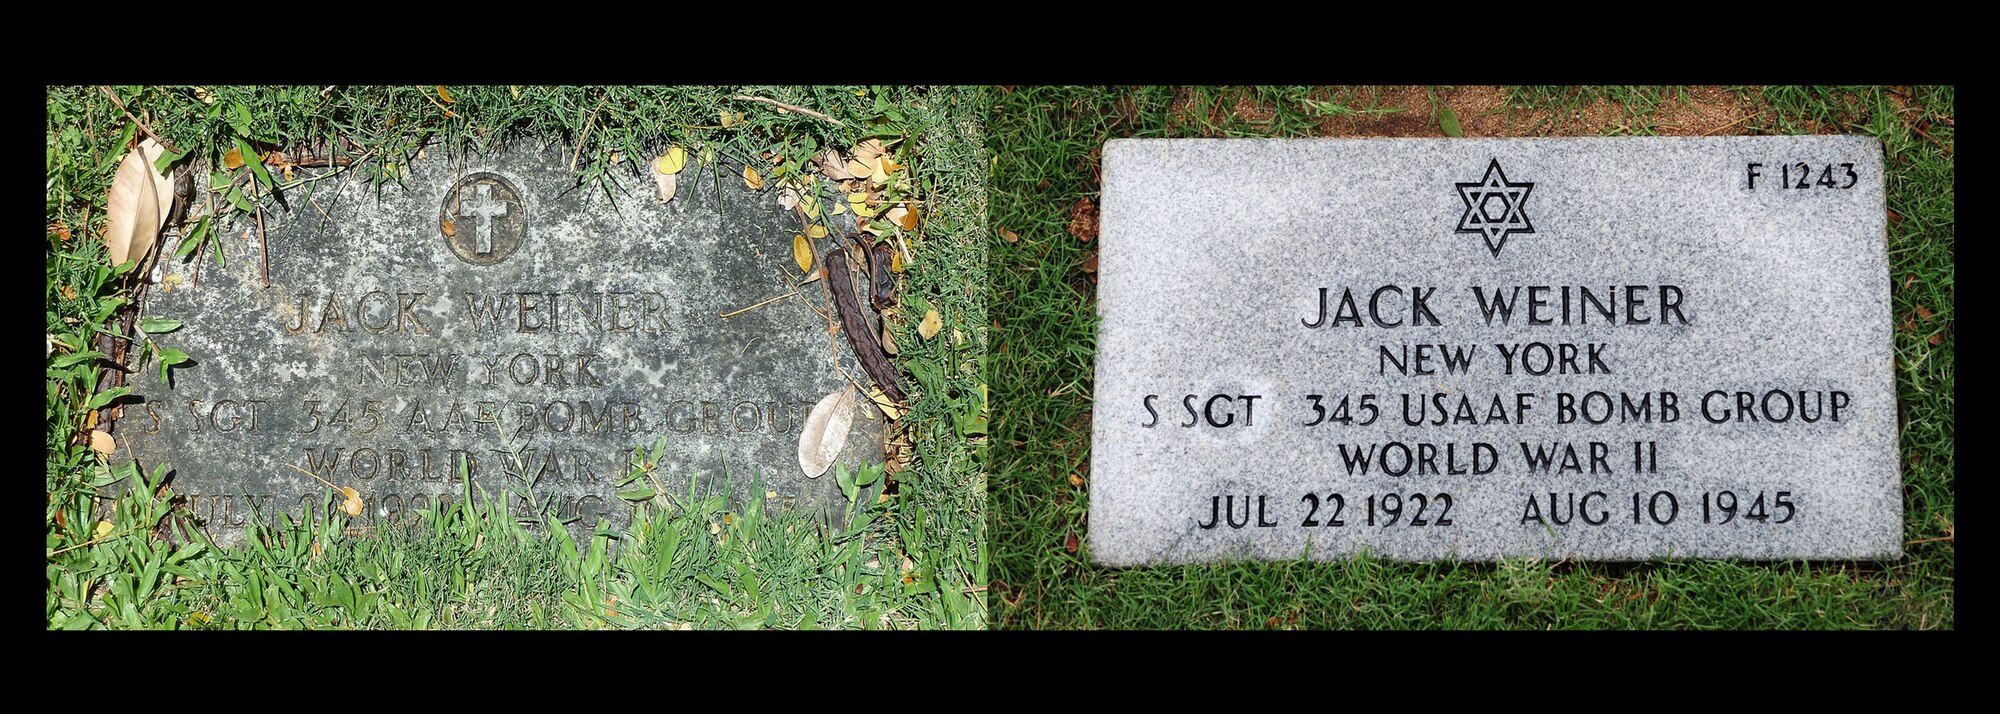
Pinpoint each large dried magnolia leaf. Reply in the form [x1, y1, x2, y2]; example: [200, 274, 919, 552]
[798, 385, 857, 478]
[104, 138, 175, 267]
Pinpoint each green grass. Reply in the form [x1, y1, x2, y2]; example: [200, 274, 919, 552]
[985, 85, 1953, 630]
[45, 85, 986, 629]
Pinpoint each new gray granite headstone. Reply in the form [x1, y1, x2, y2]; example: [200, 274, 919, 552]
[124, 145, 882, 543]
[1091, 137, 1898, 564]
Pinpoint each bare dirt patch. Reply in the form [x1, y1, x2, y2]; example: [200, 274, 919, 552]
[1311, 85, 1759, 138]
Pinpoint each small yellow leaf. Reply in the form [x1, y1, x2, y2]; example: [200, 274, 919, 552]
[743, 165, 765, 191]
[441, 218, 458, 238]
[831, 200, 848, 215]
[1069, 473, 1084, 487]
[222, 148, 244, 170]
[793, 234, 813, 273]
[340, 486, 359, 501]
[892, 249, 904, 273]
[766, 490, 778, 499]
[94, 521, 114, 539]
[436, 86, 455, 103]
[89, 430, 116, 456]
[655, 146, 688, 175]
[808, 224, 829, 239]
[799, 192, 822, 218]
[919, 309, 942, 340]
[845, 159, 873, 178]
[868, 387, 904, 420]
[509, 86, 520, 100]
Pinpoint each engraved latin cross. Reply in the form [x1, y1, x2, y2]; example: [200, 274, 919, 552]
[461, 183, 510, 254]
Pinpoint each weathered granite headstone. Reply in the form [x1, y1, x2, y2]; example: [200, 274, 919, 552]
[125, 145, 882, 542]
[1091, 137, 1898, 564]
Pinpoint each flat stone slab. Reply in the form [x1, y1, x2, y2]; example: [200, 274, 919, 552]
[1091, 137, 1899, 564]
[124, 145, 881, 542]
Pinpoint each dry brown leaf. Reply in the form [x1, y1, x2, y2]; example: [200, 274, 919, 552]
[1069, 473, 1084, 487]
[222, 148, 244, 170]
[800, 266, 825, 284]
[777, 187, 800, 211]
[1067, 197, 1099, 242]
[1930, 332, 1945, 346]
[881, 324, 899, 355]
[797, 386, 857, 478]
[89, 430, 116, 456]
[919, 309, 942, 340]
[844, 159, 873, 178]
[852, 138, 886, 163]
[1000, 227, 1019, 243]
[653, 173, 678, 203]
[1064, 532, 1079, 554]
[743, 165, 766, 191]
[1917, 305, 1934, 321]
[441, 218, 458, 238]
[792, 234, 813, 273]
[816, 149, 856, 180]
[103, 138, 175, 268]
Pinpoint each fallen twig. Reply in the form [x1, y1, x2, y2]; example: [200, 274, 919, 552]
[731, 94, 845, 127]
[97, 86, 178, 154]
[569, 95, 608, 172]
[720, 289, 800, 318]
[256, 208, 269, 288]
[48, 526, 138, 557]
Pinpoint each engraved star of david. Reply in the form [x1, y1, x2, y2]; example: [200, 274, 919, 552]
[1455, 158, 1535, 257]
